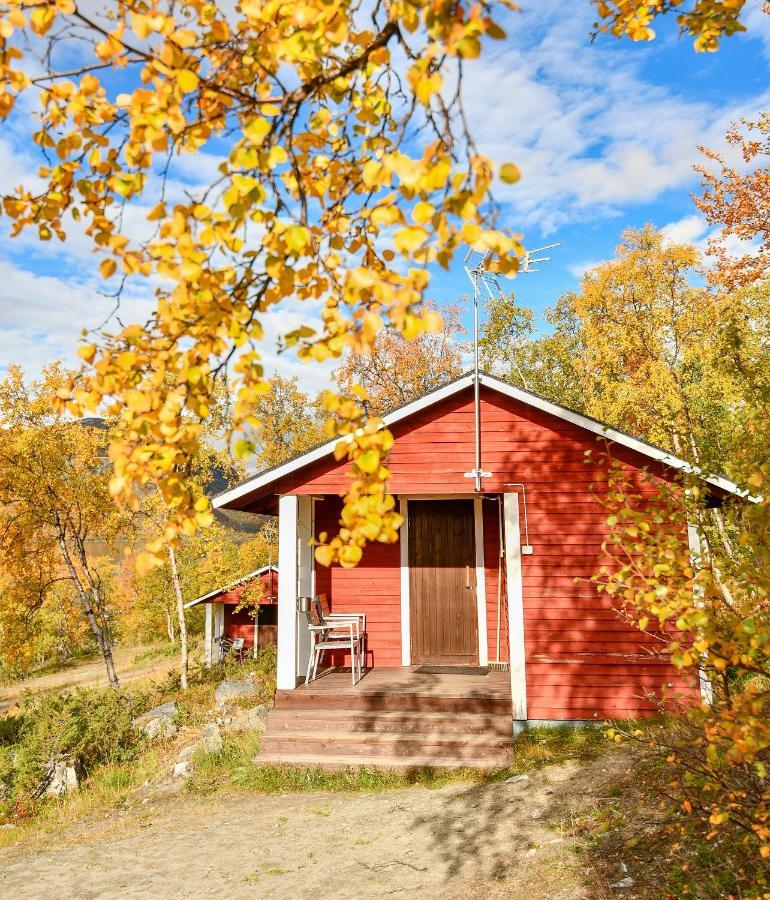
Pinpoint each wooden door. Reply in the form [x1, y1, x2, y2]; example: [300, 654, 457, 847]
[408, 499, 479, 666]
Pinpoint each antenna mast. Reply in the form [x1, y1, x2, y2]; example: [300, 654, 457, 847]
[462, 242, 559, 492]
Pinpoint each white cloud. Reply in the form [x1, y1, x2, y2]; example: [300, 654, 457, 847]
[567, 259, 603, 279]
[661, 214, 709, 246]
[460, 3, 770, 232]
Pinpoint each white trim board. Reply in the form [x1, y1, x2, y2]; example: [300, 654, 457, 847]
[213, 371, 741, 510]
[503, 491, 527, 720]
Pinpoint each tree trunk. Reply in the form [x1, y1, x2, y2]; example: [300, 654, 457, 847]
[165, 609, 176, 643]
[57, 532, 119, 688]
[168, 545, 189, 691]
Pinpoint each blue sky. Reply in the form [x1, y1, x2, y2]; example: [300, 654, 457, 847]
[1, 1, 769, 387]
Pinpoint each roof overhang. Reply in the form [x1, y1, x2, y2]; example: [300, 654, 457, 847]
[184, 563, 278, 608]
[213, 372, 743, 511]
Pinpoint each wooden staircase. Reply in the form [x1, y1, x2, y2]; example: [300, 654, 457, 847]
[255, 682, 514, 770]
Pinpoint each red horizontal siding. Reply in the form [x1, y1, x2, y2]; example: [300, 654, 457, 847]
[257, 384, 700, 718]
[314, 498, 402, 668]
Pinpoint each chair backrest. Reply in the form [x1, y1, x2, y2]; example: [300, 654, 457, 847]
[309, 597, 325, 627]
[316, 593, 331, 618]
[231, 637, 245, 650]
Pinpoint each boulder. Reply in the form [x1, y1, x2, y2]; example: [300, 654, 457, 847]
[224, 705, 269, 734]
[201, 723, 223, 755]
[177, 744, 199, 763]
[43, 760, 82, 797]
[172, 761, 191, 778]
[133, 701, 179, 739]
[215, 680, 257, 708]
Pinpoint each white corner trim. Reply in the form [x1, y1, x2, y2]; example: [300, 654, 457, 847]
[688, 522, 713, 705]
[399, 498, 410, 666]
[474, 498, 489, 667]
[503, 492, 527, 720]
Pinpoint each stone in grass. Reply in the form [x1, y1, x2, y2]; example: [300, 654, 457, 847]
[505, 774, 530, 784]
[224, 705, 269, 734]
[215, 680, 257, 708]
[610, 877, 635, 889]
[201, 723, 224, 755]
[172, 761, 191, 778]
[177, 744, 199, 763]
[133, 701, 179, 739]
[43, 760, 83, 797]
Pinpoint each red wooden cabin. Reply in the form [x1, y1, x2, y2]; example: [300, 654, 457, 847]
[186, 564, 278, 663]
[213, 373, 739, 768]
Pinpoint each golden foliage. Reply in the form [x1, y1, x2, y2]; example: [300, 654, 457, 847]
[0, 0, 524, 565]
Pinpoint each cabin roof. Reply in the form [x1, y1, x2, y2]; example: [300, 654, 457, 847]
[184, 564, 278, 608]
[213, 371, 742, 511]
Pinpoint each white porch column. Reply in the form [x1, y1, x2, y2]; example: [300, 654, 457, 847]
[213, 604, 224, 664]
[204, 603, 213, 667]
[503, 492, 527, 721]
[296, 495, 314, 680]
[277, 494, 314, 689]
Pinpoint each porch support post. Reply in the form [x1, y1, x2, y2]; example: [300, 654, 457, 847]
[277, 494, 314, 689]
[277, 495, 299, 689]
[204, 602, 213, 668]
[503, 492, 527, 720]
[399, 498, 410, 666]
[474, 498, 489, 667]
[213, 604, 224, 664]
[688, 522, 713, 705]
[296, 495, 313, 680]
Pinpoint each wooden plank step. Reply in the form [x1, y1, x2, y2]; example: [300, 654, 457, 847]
[274, 691, 512, 715]
[266, 709, 513, 736]
[254, 752, 509, 771]
[260, 729, 511, 756]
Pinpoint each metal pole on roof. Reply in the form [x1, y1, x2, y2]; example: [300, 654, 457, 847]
[462, 242, 559, 492]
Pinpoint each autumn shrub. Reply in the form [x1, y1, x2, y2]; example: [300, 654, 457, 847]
[0, 687, 146, 817]
[596, 463, 770, 866]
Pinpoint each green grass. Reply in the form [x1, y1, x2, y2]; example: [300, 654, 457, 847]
[185, 722, 608, 797]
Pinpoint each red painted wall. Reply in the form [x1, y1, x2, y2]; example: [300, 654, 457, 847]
[314, 497, 402, 668]
[256, 385, 700, 718]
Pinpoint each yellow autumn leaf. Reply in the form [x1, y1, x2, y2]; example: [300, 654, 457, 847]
[99, 258, 117, 278]
[500, 162, 521, 184]
[176, 69, 200, 94]
[393, 226, 427, 256]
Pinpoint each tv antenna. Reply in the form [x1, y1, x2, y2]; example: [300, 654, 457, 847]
[462, 242, 559, 491]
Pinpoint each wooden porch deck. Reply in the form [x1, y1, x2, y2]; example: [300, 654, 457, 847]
[293, 666, 512, 700]
[257, 668, 514, 770]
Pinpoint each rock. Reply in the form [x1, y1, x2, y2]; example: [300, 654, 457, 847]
[133, 700, 179, 739]
[530, 808, 544, 820]
[172, 761, 190, 778]
[224, 705, 269, 733]
[177, 744, 199, 763]
[610, 877, 635, 889]
[43, 760, 82, 797]
[215, 680, 257, 708]
[505, 774, 530, 784]
[201, 723, 223, 755]
[1, 823, 17, 830]
[143, 716, 177, 740]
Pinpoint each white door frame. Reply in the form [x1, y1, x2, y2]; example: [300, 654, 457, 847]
[399, 495, 488, 668]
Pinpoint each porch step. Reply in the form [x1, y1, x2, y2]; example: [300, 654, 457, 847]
[266, 708, 513, 737]
[273, 689, 511, 716]
[254, 752, 507, 771]
[260, 729, 512, 762]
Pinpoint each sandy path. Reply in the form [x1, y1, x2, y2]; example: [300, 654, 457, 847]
[0, 752, 628, 899]
[0, 646, 179, 714]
